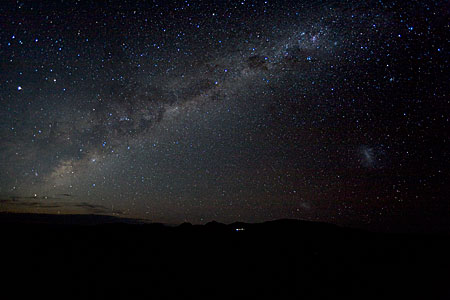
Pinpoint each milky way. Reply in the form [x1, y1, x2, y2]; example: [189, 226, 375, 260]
[1, 0, 448, 229]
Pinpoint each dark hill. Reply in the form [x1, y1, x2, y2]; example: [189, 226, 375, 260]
[0, 213, 448, 299]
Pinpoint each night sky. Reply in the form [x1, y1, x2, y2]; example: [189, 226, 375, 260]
[0, 0, 448, 229]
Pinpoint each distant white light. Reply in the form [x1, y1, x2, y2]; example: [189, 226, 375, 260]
[17, 86, 22, 90]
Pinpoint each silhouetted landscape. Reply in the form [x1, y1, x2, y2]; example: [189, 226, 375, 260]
[1, 212, 449, 299]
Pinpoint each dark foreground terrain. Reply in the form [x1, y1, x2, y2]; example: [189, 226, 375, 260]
[1, 213, 449, 299]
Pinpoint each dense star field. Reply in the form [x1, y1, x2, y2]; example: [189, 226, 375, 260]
[0, 0, 448, 229]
